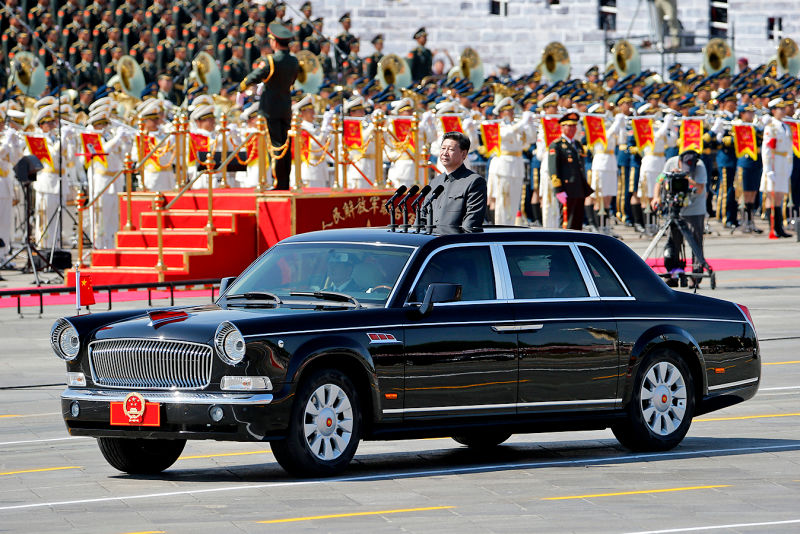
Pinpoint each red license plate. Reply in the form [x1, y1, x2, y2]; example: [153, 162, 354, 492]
[110, 396, 161, 427]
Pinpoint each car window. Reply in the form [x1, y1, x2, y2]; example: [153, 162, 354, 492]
[580, 246, 628, 297]
[503, 245, 588, 299]
[411, 246, 496, 302]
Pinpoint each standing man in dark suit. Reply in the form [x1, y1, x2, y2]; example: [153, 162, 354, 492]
[549, 111, 593, 230]
[426, 131, 487, 229]
[408, 27, 432, 83]
[240, 22, 299, 190]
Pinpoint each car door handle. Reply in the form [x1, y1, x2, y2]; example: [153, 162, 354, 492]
[492, 324, 544, 333]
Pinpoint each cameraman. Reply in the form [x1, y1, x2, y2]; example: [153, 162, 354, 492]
[651, 150, 707, 286]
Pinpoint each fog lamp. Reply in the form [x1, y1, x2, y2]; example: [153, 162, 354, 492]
[209, 405, 224, 422]
[70, 402, 80, 418]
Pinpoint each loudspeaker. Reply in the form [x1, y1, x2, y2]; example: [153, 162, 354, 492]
[14, 155, 43, 185]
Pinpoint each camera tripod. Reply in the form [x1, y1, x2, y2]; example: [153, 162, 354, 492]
[641, 204, 716, 292]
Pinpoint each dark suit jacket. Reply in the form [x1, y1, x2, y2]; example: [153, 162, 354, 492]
[244, 49, 299, 120]
[425, 164, 487, 229]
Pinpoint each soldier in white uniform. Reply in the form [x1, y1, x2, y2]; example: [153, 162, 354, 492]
[341, 96, 375, 189]
[84, 108, 134, 249]
[386, 98, 435, 188]
[188, 104, 241, 189]
[638, 105, 676, 210]
[29, 105, 69, 246]
[132, 100, 175, 192]
[586, 104, 625, 228]
[290, 95, 334, 188]
[760, 97, 794, 238]
[536, 93, 560, 228]
[234, 106, 271, 188]
[0, 111, 27, 257]
[486, 97, 534, 225]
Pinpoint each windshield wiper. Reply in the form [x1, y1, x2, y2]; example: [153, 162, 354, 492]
[225, 292, 283, 305]
[289, 291, 361, 309]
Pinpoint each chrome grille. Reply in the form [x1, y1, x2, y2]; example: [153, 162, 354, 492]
[88, 338, 213, 389]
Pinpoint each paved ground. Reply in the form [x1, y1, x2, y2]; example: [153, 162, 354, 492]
[1, 220, 799, 533]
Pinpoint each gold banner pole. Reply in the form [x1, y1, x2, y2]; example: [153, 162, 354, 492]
[76, 189, 86, 267]
[256, 116, 268, 192]
[154, 192, 166, 282]
[137, 118, 148, 192]
[291, 112, 303, 191]
[220, 113, 229, 188]
[373, 110, 385, 188]
[203, 153, 216, 234]
[412, 111, 420, 186]
[331, 115, 341, 190]
[124, 154, 134, 231]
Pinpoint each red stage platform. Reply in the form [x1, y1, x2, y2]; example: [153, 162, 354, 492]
[67, 188, 395, 286]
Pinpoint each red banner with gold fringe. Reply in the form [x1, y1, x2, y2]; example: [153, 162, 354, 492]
[541, 116, 561, 148]
[632, 118, 655, 149]
[582, 115, 607, 150]
[679, 119, 703, 153]
[25, 135, 53, 169]
[732, 124, 758, 161]
[439, 114, 463, 134]
[342, 118, 363, 149]
[480, 122, 501, 157]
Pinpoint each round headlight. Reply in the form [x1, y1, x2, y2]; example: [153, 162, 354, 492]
[215, 321, 246, 365]
[51, 318, 80, 361]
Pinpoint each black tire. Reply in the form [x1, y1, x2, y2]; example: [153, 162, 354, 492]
[271, 369, 362, 477]
[613, 349, 695, 452]
[97, 437, 186, 474]
[452, 432, 511, 449]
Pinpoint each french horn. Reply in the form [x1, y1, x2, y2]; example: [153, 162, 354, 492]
[294, 50, 323, 94]
[611, 39, 641, 79]
[446, 47, 484, 90]
[190, 52, 222, 95]
[12, 51, 46, 98]
[376, 53, 411, 95]
[702, 38, 735, 75]
[536, 42, 570, 83]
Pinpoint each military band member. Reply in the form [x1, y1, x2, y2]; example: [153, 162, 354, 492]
[29, 105, 67, 245]
[0, 110, 26, 257]
[735, 104, 764, 234]
[408, 27, 432, 83]
[333, 12, 356, 69]
[295, 2, 314, 43]
[386, 97, 434, 188]
[341, 38, 363, 80]
[536, 93, 560, 228]
[341, 96, 375, 189]
[587, 103, 625, 228]
[486, 97, 534, 225]
[132, 100, 174, 192]
[638, 105, 676, 218]
[318, 41, 334, 79]
[365, 34, 384, 80]
[290, 95, 333, 189]
[711, 91, 740, 227]
[761, 97, 794, 238]
[548, 111, 593, 230]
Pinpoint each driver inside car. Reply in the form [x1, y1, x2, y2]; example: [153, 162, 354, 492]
[322, 252, 360, 293]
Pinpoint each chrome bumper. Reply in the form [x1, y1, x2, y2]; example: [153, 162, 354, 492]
[61, 387, 273, 406]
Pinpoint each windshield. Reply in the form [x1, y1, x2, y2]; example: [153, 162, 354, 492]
[224, 242, 415, 307]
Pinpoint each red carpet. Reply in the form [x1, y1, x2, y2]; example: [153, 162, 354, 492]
[0, 288, 212, 309]
[646, 258, 800, 272]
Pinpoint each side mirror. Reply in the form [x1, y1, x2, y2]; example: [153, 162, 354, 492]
[219, 276, 236, 296]
[418, 283, 462, 316]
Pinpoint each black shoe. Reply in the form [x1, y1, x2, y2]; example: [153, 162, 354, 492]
[665, 278, 678, 287]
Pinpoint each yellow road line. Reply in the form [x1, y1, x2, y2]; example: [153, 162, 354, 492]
[0, 413, 59, 419]
[764, 361, 800, 365]
[179, 450, 269, 460]
[257, 506, 455, 524]
[0, 466, 81, 476]
[696, 413, 800, 422]
[542, 485, 730, 501]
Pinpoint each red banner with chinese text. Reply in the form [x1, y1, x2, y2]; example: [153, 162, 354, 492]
[80, 132, 107, 168]
[342, 118, 363, 149]
[439, 114, 463, 134]
[732, 124, 758, 161]
[632, 118, 655, 149]
[25, 135, 53, 169]
[393, 118, 415, 150]
[785, 120, 800, 158]
[480, 122, 501, 157]
[188, 132, 209, 164]
[582, 115, 607, 150]
[679, 119, 703, 153]
[541, 116, 561, 148]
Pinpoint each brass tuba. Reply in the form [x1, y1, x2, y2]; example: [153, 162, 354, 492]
[611, 39, 641, 78]
[447, 47, 484, 89]
[702, 38, 735, 75]
[190, 52, 222, 95]
[12, 51, 46, 98]
[776, 37, 800, 76]
[112, 55, 146, 99]
[294, 50, 323, 94]
[376, 53, 411, 95]
[536, 42, 570, 83]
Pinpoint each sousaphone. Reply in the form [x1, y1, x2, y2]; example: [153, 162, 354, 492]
[111, 55, 146, 99]
[446, 47, 484, 89]
[190, 52, 222, 95]
[376, 53, 411, 95]
[294, 50, 323, 94]
[612, 39, 641, 79]
[12, 51, 46, 98]
[536, 42, 570, 83]
[776, 37, 800, 76]
[702, 38, 735, 75]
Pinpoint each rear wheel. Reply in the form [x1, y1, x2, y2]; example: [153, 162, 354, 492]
[97, 437, 186, 474]
[613, 349, 695, 451]
[271, 369, 361, 477]
[452, 432, 511, 449]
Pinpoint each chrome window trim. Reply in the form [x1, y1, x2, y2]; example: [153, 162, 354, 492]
[570, 242, 600, 297]
[404, 243, 499, 304]
[382, 398, 622, 414]
[490, 243, 514, 300]
[576, 243, 633, 298]
[707, 377, 759, 391]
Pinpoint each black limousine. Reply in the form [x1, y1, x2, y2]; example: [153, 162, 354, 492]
[53, 227, 760, 476]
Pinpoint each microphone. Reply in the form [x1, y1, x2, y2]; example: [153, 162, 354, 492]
[398, 184, 420, 230]
[384, 185, 407, 231]
[411, 185, 432, 232]
[423, 184, 445, 233]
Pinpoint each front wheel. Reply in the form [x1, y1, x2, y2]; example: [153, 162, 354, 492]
[97, 437, 186, 474]
[271, 369, 362, 477]
[613, 349, 695, 452]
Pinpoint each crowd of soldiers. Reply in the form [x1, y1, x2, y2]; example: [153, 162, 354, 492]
[2, 0, 800, 262]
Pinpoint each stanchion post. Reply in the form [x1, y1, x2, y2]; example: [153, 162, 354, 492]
[173, 114, 183, 189]
[420, 144, 430, 187]
[154, 192, 166, 282]
[291, 112, 303, 191]
[76, 189, 86, 267]
[204, 153, 216, 234]
[373, 110, 385, 188]
[412, 111, 420, 186]
[220, 113, 229, 188]
[137, 118, 148, 192]
[331, 114, 341, 190]
[256, 116, 268, 193]
[124, 154, 135, 231]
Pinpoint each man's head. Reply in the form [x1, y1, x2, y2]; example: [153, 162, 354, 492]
[559, 111, 579, 139]
[327, 252, 354, 286]
[679, 150, 700, 173]
[440, 131, 469, 172]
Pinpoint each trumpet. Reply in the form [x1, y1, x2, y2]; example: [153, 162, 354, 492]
[109, 117, 140, 134]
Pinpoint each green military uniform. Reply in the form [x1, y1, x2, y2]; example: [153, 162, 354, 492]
[75, 60, 104, 91]
[224, 56, 248, 86]
[408, 28, 432, 82]
[548, 112, 593, 230]
[365, 34, 384, 79]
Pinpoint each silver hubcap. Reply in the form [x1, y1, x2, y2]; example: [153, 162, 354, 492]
[303, 384, 354, 461]
[640, 361, 687, 436]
